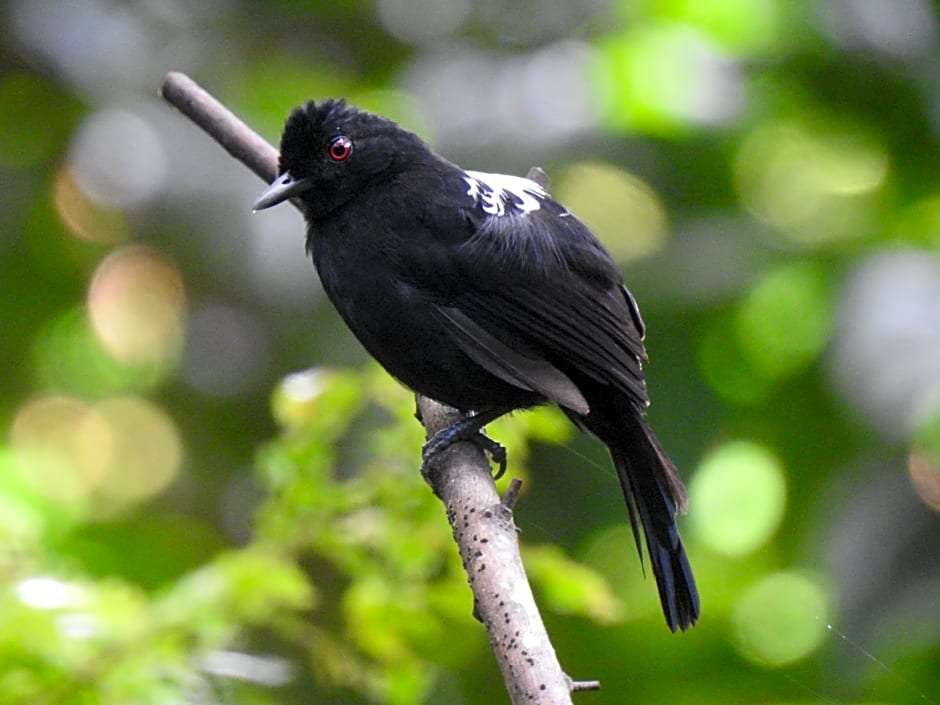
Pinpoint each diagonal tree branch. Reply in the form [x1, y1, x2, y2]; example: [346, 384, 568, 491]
[160, 72, 278, 183]
[160, 71, 597, 704]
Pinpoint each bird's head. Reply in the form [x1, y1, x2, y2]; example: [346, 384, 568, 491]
[253, 99, 427, 219]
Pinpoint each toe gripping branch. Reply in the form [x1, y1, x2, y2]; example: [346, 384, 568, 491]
[420, 407, 509, 480]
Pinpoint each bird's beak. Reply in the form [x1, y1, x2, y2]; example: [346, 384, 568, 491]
[252, 171, 314, 211]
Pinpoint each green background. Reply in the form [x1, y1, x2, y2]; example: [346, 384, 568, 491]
[1, 0, 939, 703]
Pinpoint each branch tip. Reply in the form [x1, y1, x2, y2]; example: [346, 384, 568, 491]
[501, 478, 523, 510]
[569, 678, 601, 692]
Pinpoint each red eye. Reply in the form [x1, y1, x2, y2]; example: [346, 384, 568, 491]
[329, 135, 353, 161]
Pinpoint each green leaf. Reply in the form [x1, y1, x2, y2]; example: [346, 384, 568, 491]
[523, 544, 624, 624]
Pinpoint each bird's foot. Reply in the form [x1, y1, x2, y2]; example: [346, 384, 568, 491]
[472, 430, 507, 479]
[421, 413, 508, 480]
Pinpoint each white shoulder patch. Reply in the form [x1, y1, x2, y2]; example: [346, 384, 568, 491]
[463, 170, 547, 216]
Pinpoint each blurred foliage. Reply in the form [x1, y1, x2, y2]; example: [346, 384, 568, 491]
[2, 0, 940, 704]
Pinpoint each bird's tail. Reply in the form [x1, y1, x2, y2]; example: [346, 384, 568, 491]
[608, 416, 700, 631]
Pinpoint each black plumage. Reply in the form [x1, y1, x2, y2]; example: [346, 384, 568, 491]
[254, 99, 700, 631]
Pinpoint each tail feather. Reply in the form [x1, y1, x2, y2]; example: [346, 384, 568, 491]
[610, 419, 700, 632]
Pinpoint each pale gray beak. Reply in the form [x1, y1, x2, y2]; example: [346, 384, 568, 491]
[253, 172, 314, 211]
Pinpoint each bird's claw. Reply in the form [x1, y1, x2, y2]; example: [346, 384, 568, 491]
[421, 424, 507, 481]
[474, 432, 507, 479]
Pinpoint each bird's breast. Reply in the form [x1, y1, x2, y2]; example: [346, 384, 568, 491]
[309, 231, 537, 411]
[312, 237, 439, 361]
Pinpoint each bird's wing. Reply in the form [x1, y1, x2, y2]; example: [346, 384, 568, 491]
[416, 169, 651, 413]
[440, 278, 650, 412]
[435, 303, 590, 414]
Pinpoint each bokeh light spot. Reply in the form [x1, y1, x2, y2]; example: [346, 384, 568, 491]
[68, 108, 166, 209]
[16, 577, 82, 610]
[555, 162, 668, 262]
[377, 0, 471, 45]
[829, 250, 940, 438]
[405, 42, 596, 149]
[53, 166, 128, 245]
[689, 440, 786, 556]
[819, 0, 937, 59]
[92, 396, 181, 506]
[87, 245, 186, 366]
[735, 262, 833, 380]
[908, 449, 940, 512]
[731, 571, 828, 666]
[594, 22, 743, 133]
[650, 0, 782, 57]
[734, 122, 887, 245]
[9, 394, 181, 514]
[11, 395, 112, 502]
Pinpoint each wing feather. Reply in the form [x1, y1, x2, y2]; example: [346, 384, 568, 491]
[454, 285, 649, 409]
[404, 168, 651, 412]
[436, 305, 590, 414]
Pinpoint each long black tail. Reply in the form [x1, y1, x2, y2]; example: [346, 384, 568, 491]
[607, 416, 699, 631]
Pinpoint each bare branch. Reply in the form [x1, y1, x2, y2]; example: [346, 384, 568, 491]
[161, 72, 279, 183]
[416, 397, 576, 704]
[160, 71, 588, 704]
[501, 478, 524, 511]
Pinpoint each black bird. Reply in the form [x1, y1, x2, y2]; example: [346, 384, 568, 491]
[254, 100, 700, 631]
